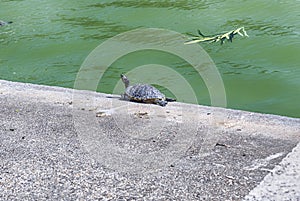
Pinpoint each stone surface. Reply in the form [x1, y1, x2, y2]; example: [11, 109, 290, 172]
[0, 80, 299, 200]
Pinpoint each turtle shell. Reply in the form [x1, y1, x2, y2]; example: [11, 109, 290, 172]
[125, 84, 166, 102]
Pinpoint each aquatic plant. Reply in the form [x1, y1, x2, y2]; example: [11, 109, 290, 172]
[185, 27, 248, 45]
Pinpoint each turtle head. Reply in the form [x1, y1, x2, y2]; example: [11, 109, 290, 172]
[120, 74, 130, 88]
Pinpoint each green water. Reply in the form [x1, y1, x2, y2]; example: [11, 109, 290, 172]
[1, 0, 299, 118]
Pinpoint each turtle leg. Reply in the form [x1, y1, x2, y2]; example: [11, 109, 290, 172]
[121, 94, 130, 101]
[155, 100, 168, 107]
[166, 97, 176, 102]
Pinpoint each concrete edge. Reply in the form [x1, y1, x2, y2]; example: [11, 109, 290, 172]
[1, 79, 299, 141]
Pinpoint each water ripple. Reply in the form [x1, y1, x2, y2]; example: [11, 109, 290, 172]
[87, 0, 223, 10]
[219, 60, 283, 76]
[225, 18, 297, 37]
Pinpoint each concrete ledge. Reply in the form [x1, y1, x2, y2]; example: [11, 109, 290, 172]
[0, 79, 299, 200]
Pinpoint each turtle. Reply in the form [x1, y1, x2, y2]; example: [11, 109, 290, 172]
[0, 20, 13, 27]
[120, 74, 176, 106]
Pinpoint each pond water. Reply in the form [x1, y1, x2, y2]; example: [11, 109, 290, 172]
[1, 0, 299, 118]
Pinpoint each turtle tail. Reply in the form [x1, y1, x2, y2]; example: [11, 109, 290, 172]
[166, 97, 176, 102]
